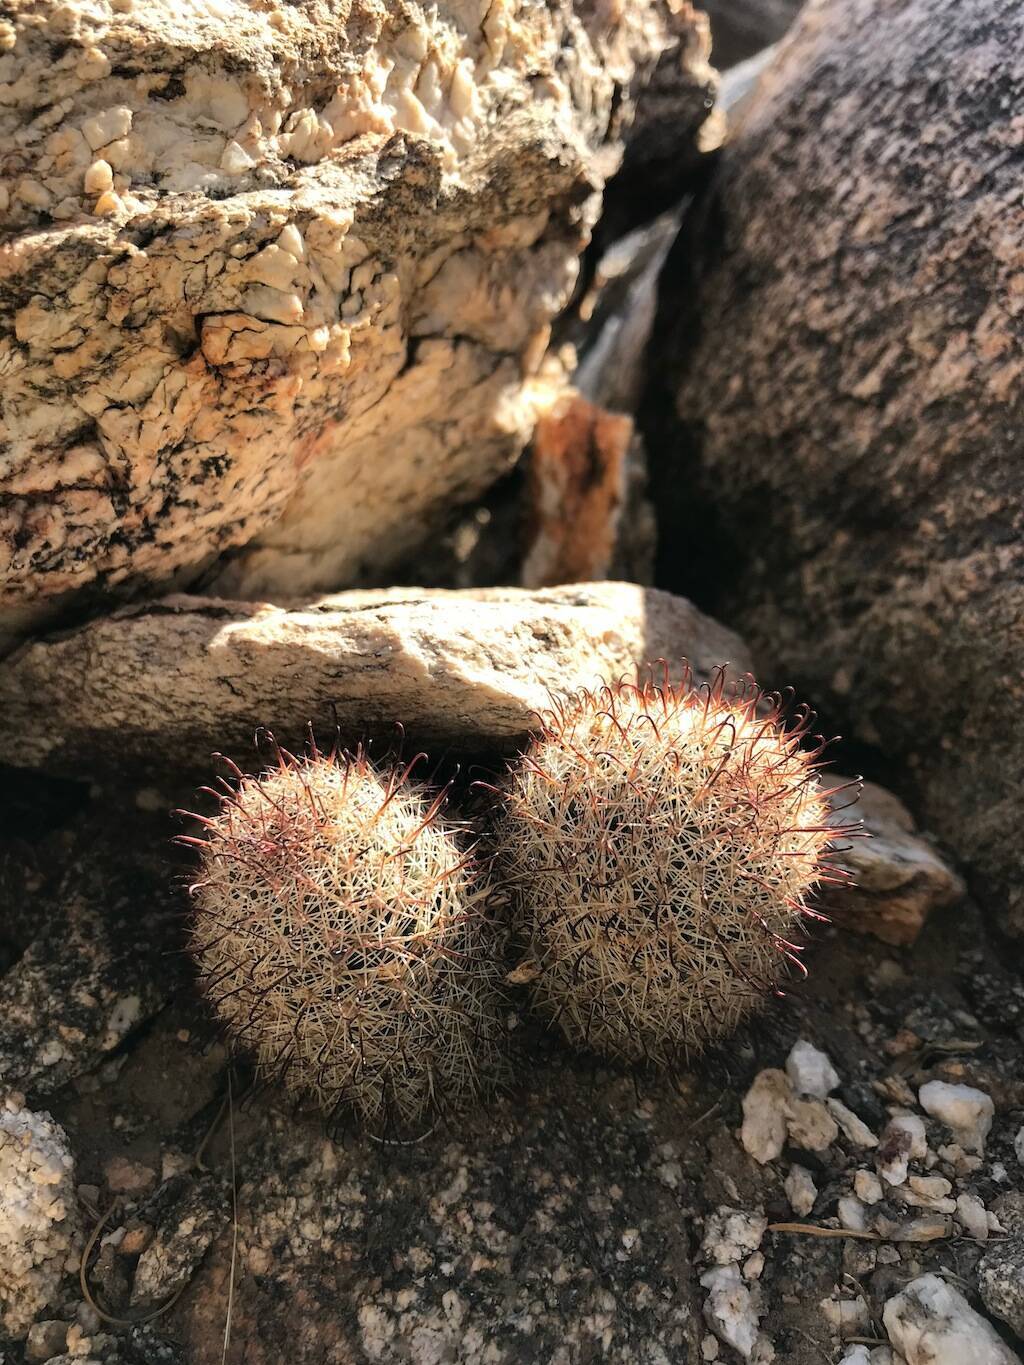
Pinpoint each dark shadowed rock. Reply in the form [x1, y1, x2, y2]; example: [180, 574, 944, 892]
[648, 0, 1024, 935]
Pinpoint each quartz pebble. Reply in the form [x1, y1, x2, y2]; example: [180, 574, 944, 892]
[838, 1196, 868, 1231]
[828, 1098, 878, 1148]
[785, 1096, 839, 1153]
[839, 1350, 871, 1365]
[741, 1070, 790, 1164]
[955, 1193, 989, 1241]
[918, 1081, 993, 1155]
[854, 1170, 884, 1205]
[786, 1040, 840, 1099]
[784, 1165, 818, 1217]
[702, 1208, 767, 1266]
[701, 1264, 762, 1360]
[883, 1273, 1022, 1365]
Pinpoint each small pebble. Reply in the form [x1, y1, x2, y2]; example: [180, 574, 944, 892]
[828, 1097, 878, 1148]
[854, 1169, 884, 1204]
[785, 1164, 818, 1217]
[839, 1348, 871, 1365]
[104, 1155, 157, 1195]
[838, 1196, 868, 1231]
[741, 1070, 790, 1164]
[956, 1192, 989, 1241]
[909, 1174, 952, 1199]
[25, 1320, 70, 1363]
[918, 1081, 994, 1155]
[742, 1251, 764, 1280]
[786, 1040, 840, 1099]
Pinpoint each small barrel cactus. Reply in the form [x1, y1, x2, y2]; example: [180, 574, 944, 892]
[181, 740, 507, 1132]
[495, 667, 857, 1067]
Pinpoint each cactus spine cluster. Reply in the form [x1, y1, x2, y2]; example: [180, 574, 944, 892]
[183, 741, 507, 1132]
[494, 668, 855, 1068]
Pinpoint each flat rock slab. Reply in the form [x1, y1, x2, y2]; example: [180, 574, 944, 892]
[0, 583, 752, 774]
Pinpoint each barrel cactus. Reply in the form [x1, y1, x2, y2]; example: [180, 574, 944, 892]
[182, 741, 507, 1132]
[495, 668, 856, 1067]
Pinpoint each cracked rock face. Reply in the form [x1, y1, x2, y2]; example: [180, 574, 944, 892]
[0, 0, 714, 642]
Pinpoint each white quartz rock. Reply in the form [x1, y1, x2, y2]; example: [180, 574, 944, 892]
[918, 1081, 994, 1155]
[786, 1039, 840, 1099]
[702, 1208, 767, 1266]
[955, 1193, 989, 1241]
[828, 1097, 878, 1148]
[883, 1273, 1022, 1365]
[702, 1264, 762, 1360]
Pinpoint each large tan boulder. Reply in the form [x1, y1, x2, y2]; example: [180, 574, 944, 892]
[0, 0, 715, 641]
[649, 0, 1024, 933]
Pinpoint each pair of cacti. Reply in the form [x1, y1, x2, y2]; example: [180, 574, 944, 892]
[183, 667, 855, 1133]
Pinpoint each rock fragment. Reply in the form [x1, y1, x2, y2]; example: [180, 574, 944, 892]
[978, 1238, 1024, 1342]
[521, 393, 637, 589]
[955, 1193, 989, 1242]
[883, 1273, 1022, 1365]
[876, 1115, 927, 1187]
[785, 1097, 839, 1153]
[701, 1264, 762, 1360]
[826, 782, 964, 946]
[918, 1082, 994, 1155]
[24, 1319, 70, 1362]
[702, 1208, 767, 1266]
[741, 1069, 790, 1165]
[130, 1178, 228, 1311]
[853, 1171, 883, 1205]
[784, 1165, 817, 1217]
[786, 1040, 840, 1099]
[828, 1098, 878, 1149]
